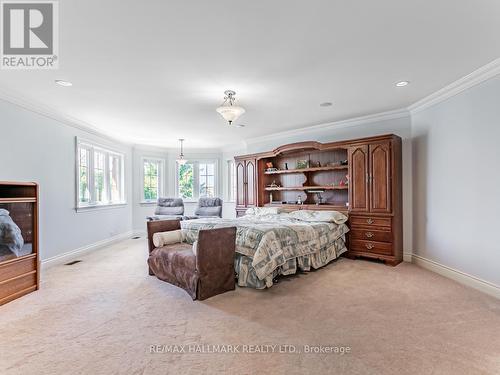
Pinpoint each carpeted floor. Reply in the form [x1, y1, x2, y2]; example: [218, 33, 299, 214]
[1, 238, 499, 375]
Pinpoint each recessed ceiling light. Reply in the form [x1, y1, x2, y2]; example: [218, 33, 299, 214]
[395, 81, 409, 87]
[55, 80, 72, 87]
[320, 102, 333, 107]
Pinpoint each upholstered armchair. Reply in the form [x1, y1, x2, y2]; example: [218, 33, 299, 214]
[147, 197, 185, 221]
[147, 219, 236, 300]
[194, 197, 223, 218]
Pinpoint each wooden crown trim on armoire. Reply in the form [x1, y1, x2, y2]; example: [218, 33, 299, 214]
[0, 182, 40, 305]
[234, 134, 403, 266]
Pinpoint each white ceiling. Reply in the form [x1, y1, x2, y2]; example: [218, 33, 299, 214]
[1, 0, 500, 148]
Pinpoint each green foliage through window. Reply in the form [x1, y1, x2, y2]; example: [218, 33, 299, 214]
[143, 160, 160, 201]
[178, 163, 194, 199]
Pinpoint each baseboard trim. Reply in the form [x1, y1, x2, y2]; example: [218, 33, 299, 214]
[41, 230, 135, 270]
[411, 254, 500, 299]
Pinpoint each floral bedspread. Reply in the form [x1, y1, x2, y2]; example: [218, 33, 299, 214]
[180, 215, 349, 288]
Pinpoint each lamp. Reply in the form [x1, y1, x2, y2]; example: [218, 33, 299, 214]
[216, 90, 245, 125]
[176, 138, 187, 165]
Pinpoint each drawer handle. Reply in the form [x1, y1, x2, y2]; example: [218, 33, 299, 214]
[365, 243, 374, 250]
[365, 232, 374, 238]
[366, 218, 374, 224]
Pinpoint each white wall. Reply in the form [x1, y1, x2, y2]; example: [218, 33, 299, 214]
[223, 113, 413, 255]
[0, 99, 133, 261]
[132, 146, 223, 232]
[411, 75, 500, 286]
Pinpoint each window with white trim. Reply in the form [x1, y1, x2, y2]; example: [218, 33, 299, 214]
[77, 140, 125, 209]
[227, 160, 236, 202]
[142, 158, 163, 202]
[176, 160, 217, 200]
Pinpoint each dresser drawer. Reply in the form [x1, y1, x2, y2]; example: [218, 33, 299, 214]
[0, 272, 37, 300]
[350, 239, 393, 256]
[349, 229, 392, 243]
[0, 256, 37, 283]
[350, 216, 391, 228]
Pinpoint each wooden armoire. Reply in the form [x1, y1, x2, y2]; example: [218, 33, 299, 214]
[235, 134, 403, 265]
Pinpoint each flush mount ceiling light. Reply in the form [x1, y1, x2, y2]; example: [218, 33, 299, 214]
[216, 90, 245, 125]
[55, 80, 72, 87]
[176, 138, 187, 165]
[320, 102, 333, 107]
[395, 81, 410, 87]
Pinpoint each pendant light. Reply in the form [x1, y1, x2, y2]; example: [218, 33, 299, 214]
[216, 90, 245, 125]
[176, 138, 187, 165]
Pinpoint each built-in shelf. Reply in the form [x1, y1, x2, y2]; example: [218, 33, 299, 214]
[264, 165, 348, 175]
[265, 203, 348, 211]
[0, 197, 37, 203]
[264, 185, 348, 191]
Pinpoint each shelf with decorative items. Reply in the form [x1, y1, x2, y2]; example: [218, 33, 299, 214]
[264, 185, 348, 191]
[264, 165, 348, 175]
[261, 148, 350, 207]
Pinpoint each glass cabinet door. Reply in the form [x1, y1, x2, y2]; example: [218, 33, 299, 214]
[0, 202, 35, 262]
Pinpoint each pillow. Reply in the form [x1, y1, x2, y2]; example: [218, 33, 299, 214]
[245, 207, 284, 216]
[152, 229, 183, 248]
[195, 206, 222, 217]
[289, 210, 348, 224]
[0, 209, 25, 256]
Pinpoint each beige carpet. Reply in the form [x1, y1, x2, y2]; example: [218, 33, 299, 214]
[1, 238, 499, 375]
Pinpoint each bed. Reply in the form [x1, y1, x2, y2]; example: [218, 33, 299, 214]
[180, 210, 349, 289]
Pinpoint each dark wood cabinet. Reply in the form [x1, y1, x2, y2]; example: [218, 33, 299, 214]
[245, 159, 256, 207]
[236, 160, 245, 207]
[235, 157, 257, 215]
[347, 137, 402, 265]
[349, 141, 392, 214]
[234, 134, 403, 266]
[369, 142, 392, 213]
[348, 145, 369, 212]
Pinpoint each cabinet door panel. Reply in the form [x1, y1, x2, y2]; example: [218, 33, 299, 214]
[245, 160, 256, 207]
[236, 160, 245, 207]
[369, 142, 391, 213]
[348, 145, 369, 212]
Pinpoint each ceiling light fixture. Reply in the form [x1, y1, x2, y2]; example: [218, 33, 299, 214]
[216, 90, 245, 125]
[176, 139, 187, 165]
[55, 80, 73, 87]
[320, 102, 333, 107]
[395, 81, 409, 87]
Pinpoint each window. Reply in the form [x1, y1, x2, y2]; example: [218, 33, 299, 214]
[199, 163, 215, 198]
[142, 158, 163, 202]
[76, 139, 125, 209]
[178, 163, 194, 199]
[176, 161, 217, 200]
[227, 160, 236, 202]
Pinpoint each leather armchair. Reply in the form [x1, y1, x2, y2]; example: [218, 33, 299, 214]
[147, 219, 236, 300]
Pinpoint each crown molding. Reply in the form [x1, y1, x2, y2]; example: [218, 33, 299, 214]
[408, 58, 500, 114]
[0, 88, 132, 146]
[244, 108, 410, 145]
